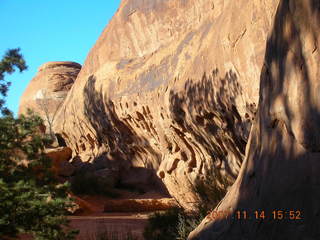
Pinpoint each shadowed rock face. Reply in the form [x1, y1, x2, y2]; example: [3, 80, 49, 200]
[19, 61, 81, 132]
[189, 0, 320, 239]
[51, 0, 280, 210]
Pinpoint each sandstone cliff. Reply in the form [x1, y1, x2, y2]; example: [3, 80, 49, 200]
[189, 0, 320, 239]
[48, 0, 280, 209]
[19, 61, 81, 134]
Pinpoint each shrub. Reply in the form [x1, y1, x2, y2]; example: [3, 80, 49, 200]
[0, 111, 79, 240]
[176, 208, 206, 240]
[194, 167, 231, 210]
[143, 207, 206, 240]
[143, 207, 182, 240]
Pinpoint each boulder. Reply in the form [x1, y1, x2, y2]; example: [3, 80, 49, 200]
[19, 61, 81, 136]
[46, 147, 74, 177]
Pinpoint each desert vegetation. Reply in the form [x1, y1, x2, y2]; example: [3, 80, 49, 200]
[143, 207, 207, 240]
[194, 167, 231, 210]
[35, 89, 63, 141]
[0, 49, 78, 240]
[143, 166, 230, 240]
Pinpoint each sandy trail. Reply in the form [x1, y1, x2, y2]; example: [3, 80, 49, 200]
[70, 192, 176, 240]
[69, 213, 149, 240]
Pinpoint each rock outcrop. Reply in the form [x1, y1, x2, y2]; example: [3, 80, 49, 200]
[49, 0, 280, 209]
[189, 0, 320, 239]
[19, 61, 81, 134]
[45, 147, 74, 177]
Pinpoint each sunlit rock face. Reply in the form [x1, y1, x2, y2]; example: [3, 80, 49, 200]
[51, 0, 279, 209]
[19, 61, 81, 129]
[189, 0, 320, 239]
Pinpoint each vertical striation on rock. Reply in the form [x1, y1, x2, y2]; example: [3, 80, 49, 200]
[49, 0, 280, 210]
[189, 0, 320, 239]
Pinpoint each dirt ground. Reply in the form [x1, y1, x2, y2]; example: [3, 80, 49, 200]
[69, 213, 149, 240]
[17, 191, 175, 240]
[70, 191, 177, 240]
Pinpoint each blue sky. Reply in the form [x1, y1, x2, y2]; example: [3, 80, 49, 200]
[0, 0, 121, 115]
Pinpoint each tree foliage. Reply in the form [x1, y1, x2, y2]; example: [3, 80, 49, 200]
[0, 48, 27, 115]
[0, 49, 77, 240]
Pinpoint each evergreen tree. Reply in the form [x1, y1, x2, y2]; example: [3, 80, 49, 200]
[0, 48, 27, 115]
[0, 49, 78, 240]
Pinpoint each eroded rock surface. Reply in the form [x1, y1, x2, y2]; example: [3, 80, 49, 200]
[189, 0, 320, 239]
[51, 0, 280, 209]
[19, 61, 81, 133]
[45, 146, 74, 177]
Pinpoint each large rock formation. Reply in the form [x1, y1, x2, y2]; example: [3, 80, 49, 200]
[189, 0, 320, 239]
[50, 0, 280, 209]
[19, 61, 81, 134]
